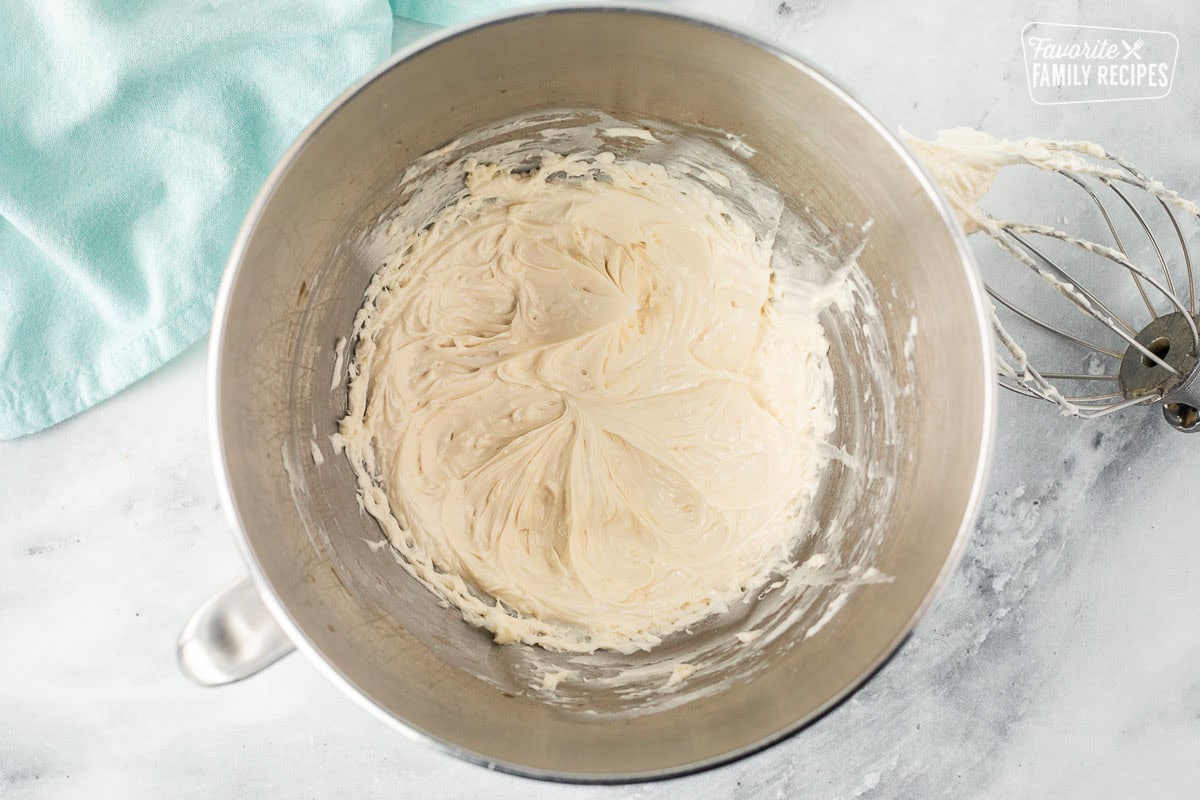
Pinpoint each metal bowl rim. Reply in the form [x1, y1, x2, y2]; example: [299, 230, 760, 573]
[206, 2, 998, 783]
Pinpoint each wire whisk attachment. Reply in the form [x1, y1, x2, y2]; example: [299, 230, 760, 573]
[905, 128, 1200, 431]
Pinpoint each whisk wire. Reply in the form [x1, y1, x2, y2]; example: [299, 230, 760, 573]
[1008, 222, 1200, 356]
[987, 286, 1124, 359]
[1005, 229, 1140, 338]
[988, 226, 1176, 376]
[1038, 373, 1120, 381]
[933, 134, 1199, 421]
[1106, 181, 1176, 302]
[1158, 202, 1196, 317]
[1060, 171, 1160, 320]
[995, 230, 1180, 376]
[1111, 156, 1198, 316]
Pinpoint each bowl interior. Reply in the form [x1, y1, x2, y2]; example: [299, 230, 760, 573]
[213, 8, 993, 780]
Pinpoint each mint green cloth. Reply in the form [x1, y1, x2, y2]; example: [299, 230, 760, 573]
[390, 0, 540, 26]
[0, 0, 541, 440]
[0, 0, 393, 439]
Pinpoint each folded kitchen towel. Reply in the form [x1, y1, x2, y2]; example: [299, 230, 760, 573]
[0, 0, 474, 440]
[389, 0, 540, 27]
[0, 0, 548, 440]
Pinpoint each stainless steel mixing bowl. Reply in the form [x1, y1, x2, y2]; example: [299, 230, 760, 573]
[178, 5, 995, 782]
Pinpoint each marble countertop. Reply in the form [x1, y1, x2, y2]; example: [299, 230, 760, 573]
[5, 1, 1200, 797]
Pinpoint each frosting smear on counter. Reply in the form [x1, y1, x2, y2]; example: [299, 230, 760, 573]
[336, 150, 837, 654]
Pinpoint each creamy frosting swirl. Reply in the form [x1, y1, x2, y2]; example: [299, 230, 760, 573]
[337, 151, 835, 653]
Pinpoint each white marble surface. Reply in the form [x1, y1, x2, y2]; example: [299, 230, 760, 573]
[5, 0, 1200, 797]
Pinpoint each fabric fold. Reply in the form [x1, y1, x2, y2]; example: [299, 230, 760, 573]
[0, 0, 393, 439]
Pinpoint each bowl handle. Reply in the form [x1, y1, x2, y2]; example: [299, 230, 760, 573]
[176, 576, 295, 686]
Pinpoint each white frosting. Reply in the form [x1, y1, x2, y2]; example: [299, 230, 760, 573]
[904, 127, 1200, 232]
[601, 126, 657, 142]
[337, 150, 836, 654]
[330, 337, 346, 392]
[901, 128, 1108, 234]
[663, 662, 695, 689]
[803, 590, 849, 639]
[538, 669, 576, 692]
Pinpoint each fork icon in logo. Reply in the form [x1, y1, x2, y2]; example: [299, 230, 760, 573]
[1122, 38, 1145, 60]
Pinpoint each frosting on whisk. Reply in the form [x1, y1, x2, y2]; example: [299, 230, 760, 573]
[905, 127, 1200, 422]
